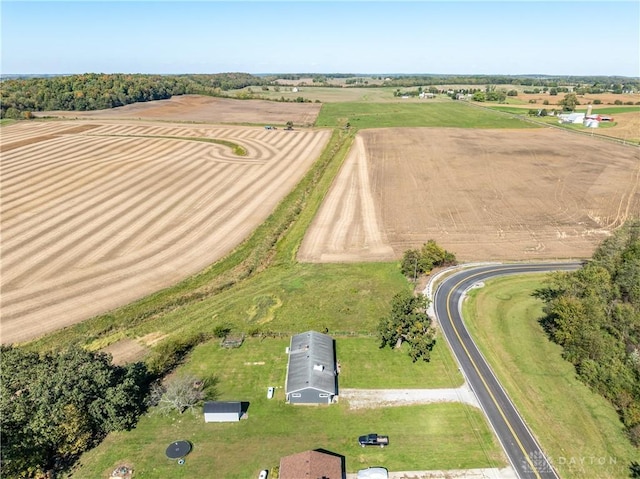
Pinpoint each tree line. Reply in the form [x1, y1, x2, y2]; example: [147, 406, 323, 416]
[535, 220, 640, 448]
[3, 72, 638, 119]
[0, 73, 269, 119]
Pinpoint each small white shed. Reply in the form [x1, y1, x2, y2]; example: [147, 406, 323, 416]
[203, 401, 242, 422]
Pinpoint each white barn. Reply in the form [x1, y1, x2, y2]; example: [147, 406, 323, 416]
[558, 112, 585, 124]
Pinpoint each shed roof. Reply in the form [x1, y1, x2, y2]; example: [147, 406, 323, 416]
[286, 331, 336, 395]
[279, 450, 343, 479]
[203, 401, 241, 414]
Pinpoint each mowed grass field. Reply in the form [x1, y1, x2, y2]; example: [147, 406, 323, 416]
[462, 275, 637, 479]
[315, 101, 539, 129]
[68, 337, 502, 479]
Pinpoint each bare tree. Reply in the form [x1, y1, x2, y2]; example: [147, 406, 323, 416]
[149, 374, 207, 415]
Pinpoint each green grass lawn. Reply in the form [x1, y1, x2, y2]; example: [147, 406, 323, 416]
[462, 274, 637, 479]
[77, 261, 413, 352]
[337, 337, 463, 389]
[315, 101, 540, 129]
[68, 337, 499, 479]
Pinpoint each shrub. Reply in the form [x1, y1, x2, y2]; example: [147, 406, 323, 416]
[400, 240, 457, 280]
[146, 332, 211, 376]
[213, 325, 232, 338]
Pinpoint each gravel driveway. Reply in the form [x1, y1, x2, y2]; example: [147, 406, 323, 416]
[339, 384, 479, 409]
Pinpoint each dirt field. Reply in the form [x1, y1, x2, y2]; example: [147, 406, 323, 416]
[0, 120, 330, 344]
[519, 91, 640, 107]
[299, 128, 640, 263]
[33, 94, 322, 126]
[587, 111, 640, 142]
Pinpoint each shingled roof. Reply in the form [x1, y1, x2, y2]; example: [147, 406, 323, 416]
[279, 450, 343, 479]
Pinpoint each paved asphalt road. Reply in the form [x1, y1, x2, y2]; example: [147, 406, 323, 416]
[433, 262, 582, 479]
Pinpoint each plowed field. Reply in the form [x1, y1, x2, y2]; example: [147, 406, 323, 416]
[1, 121, 330, 343]
[299, 128, 640, 263]
[34, 94, 322, 126]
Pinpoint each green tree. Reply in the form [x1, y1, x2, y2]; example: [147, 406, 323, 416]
[400, 240, 456, 281]
[400, 248, 422, 280]
[536, 220, 640, 447]
[559, 92, 580, 111]
[378, 291, 436, 362]
[0, 346, 150, 477]
[419, 239, 456, 272]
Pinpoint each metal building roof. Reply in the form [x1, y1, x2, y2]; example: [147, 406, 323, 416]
[286, 331, 336, 395]
[203, 401, 242, 414]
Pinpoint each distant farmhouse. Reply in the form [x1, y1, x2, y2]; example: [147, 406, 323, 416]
[285, 330, 338, 404]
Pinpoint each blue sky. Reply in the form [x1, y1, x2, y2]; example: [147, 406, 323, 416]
[2, 1, 639, 76]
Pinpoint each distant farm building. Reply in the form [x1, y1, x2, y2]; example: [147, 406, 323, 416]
[279, 449, 344, 479]
[285, 331, 337, 404]
[558, 112, 586, 124]
[203, 401, 242, 422]
[558, 111, 613, 128]
[586, 114, 613, 122]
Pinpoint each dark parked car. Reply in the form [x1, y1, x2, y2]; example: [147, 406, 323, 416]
[358, 433, 389, 448]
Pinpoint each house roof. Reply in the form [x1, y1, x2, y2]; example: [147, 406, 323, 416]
[203, 401, 241, 414]
[286, 331, 336, 395]
[279, 450, 343, 479]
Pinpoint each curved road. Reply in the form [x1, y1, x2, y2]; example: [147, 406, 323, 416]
[433, 262, 582, 479]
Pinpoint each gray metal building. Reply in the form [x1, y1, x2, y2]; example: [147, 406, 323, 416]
[203, 401, 242, 422]
[285, 330, 337, 404]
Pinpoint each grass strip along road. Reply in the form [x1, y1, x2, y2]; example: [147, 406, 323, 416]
[433, 262, 582, 479]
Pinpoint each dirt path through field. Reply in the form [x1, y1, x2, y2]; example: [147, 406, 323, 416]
[298, 135, 395, 262]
